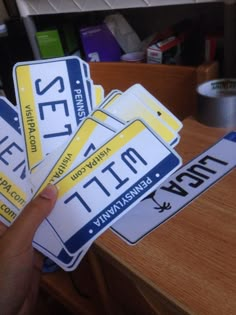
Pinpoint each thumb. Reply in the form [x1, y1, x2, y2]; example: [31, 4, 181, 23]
[5, 184, 58, 247]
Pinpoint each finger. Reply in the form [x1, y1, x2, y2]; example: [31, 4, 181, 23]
[34, 250, 44, 270]
[4, 184, 58, 247]
[17, 263, 42, 315]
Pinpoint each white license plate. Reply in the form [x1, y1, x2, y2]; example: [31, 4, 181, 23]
[112, 131, 236, 244]
[44, 119, 182, 255]
[13, 57, 92, 170]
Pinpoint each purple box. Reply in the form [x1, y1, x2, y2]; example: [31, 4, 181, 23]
[80, 23, 122, 62]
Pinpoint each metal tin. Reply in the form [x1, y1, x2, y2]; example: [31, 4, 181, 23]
[197, 79, 236, 128]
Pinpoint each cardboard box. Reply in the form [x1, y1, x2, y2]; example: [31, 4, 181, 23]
[36, 29, 64, 59]
[147, 35, 182, 64]
[204, 33, 223, 63]
[80, 23, 122, 62]
[146, 20, 191, 65]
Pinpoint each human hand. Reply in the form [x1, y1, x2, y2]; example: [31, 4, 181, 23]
[0, 184, 58, 315]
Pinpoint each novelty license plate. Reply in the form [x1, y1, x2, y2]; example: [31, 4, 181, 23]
[44, 119, 182, 255]
[13, 57, 92, 170]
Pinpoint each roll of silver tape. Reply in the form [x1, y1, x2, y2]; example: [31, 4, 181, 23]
[197, 79, 236, 128]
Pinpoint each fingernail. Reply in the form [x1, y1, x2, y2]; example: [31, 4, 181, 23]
[40, 184, 58, 200]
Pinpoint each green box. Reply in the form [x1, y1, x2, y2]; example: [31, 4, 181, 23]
[36, 29, 64, 59]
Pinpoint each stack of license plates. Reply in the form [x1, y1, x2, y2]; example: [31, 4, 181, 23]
[0, 56, 183, 271]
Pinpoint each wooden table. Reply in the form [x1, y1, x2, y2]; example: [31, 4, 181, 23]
[41, 117, 236, 315]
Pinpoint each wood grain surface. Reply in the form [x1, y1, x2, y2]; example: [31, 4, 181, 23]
[94, 117, 236, 315]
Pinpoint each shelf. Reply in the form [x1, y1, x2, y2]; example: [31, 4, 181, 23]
[14, 0, 225, 70]
[16, 0, 221, 17]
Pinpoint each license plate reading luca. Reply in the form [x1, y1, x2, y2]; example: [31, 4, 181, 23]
[44, 119, 182, 255]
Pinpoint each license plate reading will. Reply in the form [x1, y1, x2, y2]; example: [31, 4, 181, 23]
[44, 119, 182, 255]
